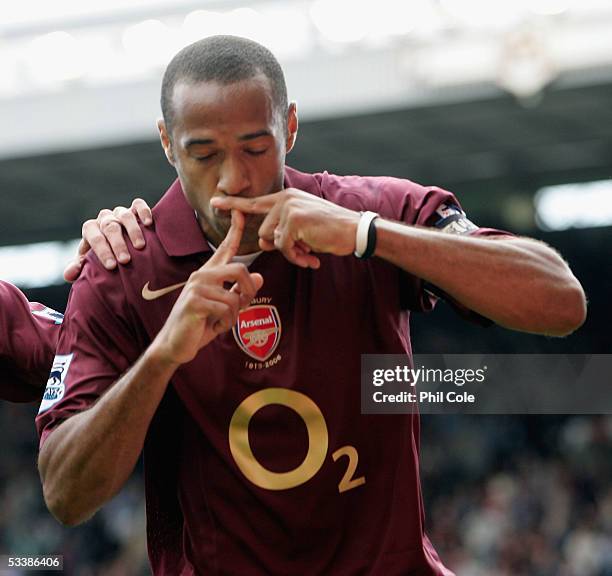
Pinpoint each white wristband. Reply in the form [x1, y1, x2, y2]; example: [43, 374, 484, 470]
[354, 211, 379, 258]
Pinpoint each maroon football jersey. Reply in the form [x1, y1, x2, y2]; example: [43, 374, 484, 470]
[37, 167, 506, 575]
[0, 280, 62, 402]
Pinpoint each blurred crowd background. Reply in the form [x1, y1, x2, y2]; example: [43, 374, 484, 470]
[1, 408, 611, 574]
[1, 0, 612, 574]
[1, 276, 610, 574]
[422, 415, 612, 576]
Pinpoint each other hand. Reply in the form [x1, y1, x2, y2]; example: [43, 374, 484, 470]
[64, 198, 153, 282]
[210, 188, 360, 269]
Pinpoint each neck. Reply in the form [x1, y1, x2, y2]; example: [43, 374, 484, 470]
[196, 211, 260, 255]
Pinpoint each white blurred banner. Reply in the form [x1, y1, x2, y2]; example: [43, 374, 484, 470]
[2, 0, 612, 158]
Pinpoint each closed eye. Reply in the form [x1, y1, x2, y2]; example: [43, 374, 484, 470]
[246, 149, 268, 156]
[196, 152, 217, 162]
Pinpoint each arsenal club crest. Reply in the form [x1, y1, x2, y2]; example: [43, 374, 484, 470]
[233, 305, 282, 361]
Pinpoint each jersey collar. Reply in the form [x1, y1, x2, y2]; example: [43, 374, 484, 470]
[153, 179, 212, 257]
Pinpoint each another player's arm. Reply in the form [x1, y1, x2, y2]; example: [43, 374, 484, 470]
[0, 202, 152, 404]
[211, 191, 586, 337]
[39, 211, 263, 526]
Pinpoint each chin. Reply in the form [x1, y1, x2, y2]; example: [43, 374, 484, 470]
[240, 231, 262, 254]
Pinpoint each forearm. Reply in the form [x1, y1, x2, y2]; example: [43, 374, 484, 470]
[374, 219, 586, 336]
[39, 343, 179, 525]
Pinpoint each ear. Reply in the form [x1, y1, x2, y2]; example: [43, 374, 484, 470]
[157, 118, 175, 166]
[285, 102, 298, 154]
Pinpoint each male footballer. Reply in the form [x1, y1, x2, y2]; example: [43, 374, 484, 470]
[37, 36, 586, 575]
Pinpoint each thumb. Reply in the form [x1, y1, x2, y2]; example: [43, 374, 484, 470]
[251, 272, 264, 292]
[63, 256, 84, 283]
[77, 238, 91, 257]
[64, 239, 91, 283]
[231, 272, 265, 309]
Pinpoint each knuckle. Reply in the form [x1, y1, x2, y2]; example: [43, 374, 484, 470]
[91, 237, 108, 252]
[182, 283, 199, 303]
[286, 210, 302, 227]
[82, 219, 96, 234]
[104, 220, 122, 233]
[285, 198, 301, 215]
[91, 233, 107, 246]
[121, 211, 136, 225]
[189, 269, 202, 283]
[117, 209, 132, 222]
[285, 189, 299, 202]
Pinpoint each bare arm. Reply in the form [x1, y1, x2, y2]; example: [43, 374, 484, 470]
[38, 345, 178, 525]
[211, 190, 586, 337]
[39, 211, 263, 525]
[374, 220, 586, 336]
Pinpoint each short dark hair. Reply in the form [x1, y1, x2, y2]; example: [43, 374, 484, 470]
[161, 35, 288, 134]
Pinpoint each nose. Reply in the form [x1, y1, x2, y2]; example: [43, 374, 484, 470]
[217, 156, 250, 196]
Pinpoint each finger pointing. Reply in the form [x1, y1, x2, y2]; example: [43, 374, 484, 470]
[208, 209, 245, 266]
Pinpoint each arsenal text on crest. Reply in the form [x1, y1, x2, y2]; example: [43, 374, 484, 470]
[233, 305, 282, 361]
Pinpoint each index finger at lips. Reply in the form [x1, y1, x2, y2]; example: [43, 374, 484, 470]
[211, 193, 277, 215]
[208, 210, 245, 266]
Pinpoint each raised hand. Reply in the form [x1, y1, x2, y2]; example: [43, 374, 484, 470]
[210, 188, 360, 269]
[64, 198, 153, 282]
[152, 210, 264, 366]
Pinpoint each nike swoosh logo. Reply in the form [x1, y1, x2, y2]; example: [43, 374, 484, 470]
[141, 281, 187, 301]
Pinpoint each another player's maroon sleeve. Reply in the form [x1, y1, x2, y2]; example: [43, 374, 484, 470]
[0, 280, 61, 403]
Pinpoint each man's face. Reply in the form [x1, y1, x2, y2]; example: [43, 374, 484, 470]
[159, 76, 297, 254]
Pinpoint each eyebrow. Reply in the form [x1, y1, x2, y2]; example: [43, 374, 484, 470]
[185, 130, 272, 148]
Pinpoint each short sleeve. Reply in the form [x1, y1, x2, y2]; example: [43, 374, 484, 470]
[296, 170, 514, 319]
[374, 181, 468, 312]
[0, 281, 60, 402]
[35, 259, 145, 446]
[372, 180, 514, 314]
